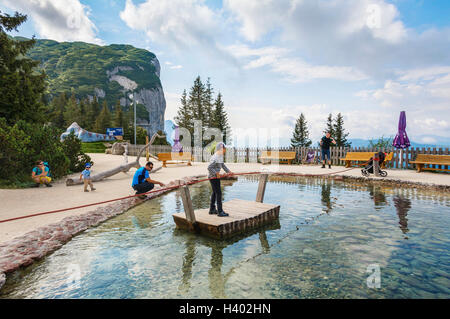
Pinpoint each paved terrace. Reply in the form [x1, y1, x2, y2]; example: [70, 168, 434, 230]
[1, 153, 449, 245]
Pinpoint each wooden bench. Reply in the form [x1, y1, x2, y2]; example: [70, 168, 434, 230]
[157, 152, 192, 168]
[409, 154, 450, 172]
[340, 152, 393, 168]
[259, 151, 296, 164]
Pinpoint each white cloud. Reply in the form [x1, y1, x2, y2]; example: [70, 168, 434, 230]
[119, 0, 237, 64]
[228, 44, 367, 82]
[224, 0, 450, 78]
[169, 65, 183, 70]
[2, 0, 103, 44]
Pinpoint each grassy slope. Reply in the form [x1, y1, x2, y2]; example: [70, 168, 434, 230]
[14, 37, 161, 108]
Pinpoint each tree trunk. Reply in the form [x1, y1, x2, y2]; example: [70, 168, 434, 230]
[66, 133, 165, 186]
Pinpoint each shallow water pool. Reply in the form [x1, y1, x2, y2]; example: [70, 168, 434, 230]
[1, 176, 449, 298]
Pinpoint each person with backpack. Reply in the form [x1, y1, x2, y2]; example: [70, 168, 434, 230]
[131, 161, 164, 199]
[31, 160, 52, 187]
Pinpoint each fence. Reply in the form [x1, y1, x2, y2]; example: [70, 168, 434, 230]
[124, 144, 449, 170]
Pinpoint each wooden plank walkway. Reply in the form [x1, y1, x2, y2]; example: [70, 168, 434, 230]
[172, 198, 280, 239]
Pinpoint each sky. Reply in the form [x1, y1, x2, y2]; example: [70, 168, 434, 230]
[1, 0, 450, 146]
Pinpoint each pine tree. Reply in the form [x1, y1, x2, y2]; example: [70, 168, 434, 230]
[174, 89, 192, 133]
[49, 93, 67, 129]
[189, 76, 206, 124]
[203, 77, 214, 127]
[93, 101, 111, 133]
[291, 113, 312, 147]
[333, 113, 351, 147]
[113, 100, 124, 128]
[0, 11, 47, 124]
[63, 92, 81, 127]
[324, 113, 334, 136]
[212, 92, 231, 143]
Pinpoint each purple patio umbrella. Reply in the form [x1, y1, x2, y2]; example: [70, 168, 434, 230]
[392, 111, 410, 168]
[172, 126, 183, 152]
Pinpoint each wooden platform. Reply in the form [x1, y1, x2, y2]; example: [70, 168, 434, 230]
[172, 199, 280, 239]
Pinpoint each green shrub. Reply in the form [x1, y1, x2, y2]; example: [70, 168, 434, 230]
[0, 118, 90, 187]
[62, 132, 92, 172]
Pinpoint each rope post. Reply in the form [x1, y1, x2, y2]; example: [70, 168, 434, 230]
[256, 174, 269, 203]
[373, 154, 381, 177]
[179, 185, 196, 225]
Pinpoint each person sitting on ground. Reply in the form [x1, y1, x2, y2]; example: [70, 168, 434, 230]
[320, 132, 336, 169]
[80, 163, 96, 192]
[132, 161, 164, 199]
[208, 142, 234, 217]
[31, 160, 52, 187]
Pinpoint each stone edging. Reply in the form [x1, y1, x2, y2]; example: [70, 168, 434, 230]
[0, 172, 448, 291]
[0, 176, 201, 291]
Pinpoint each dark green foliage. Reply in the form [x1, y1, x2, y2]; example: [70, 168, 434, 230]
[0, 12, 47, 125]
[291, 113, 312, 147]
[324, 113, 334, 136]
[0, 118, 70, 185]
[333, 113, 351, 147]
[175, 76, 231, 146]
[16, 38, 161, 108]
[212, 92, 231, 143]
[368, 135, 393, 148]
[152, 130, 170, 146]
[136, 126, 148, 145]
[61, 132, 92, 172]
[94, 101, 112, 133]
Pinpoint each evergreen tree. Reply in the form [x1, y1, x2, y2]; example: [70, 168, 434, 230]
[324, 113, 334, 136]
[174, 89, 193, 134]
[291, 113, 312, 147]
[0, 11, 47, 124]
[63, 92, 81, 127]
[49, 93, 67, 129]
[94, 101, 111, 133]
[78, 99, 88, 128]
[212, 92, 231, 143]
[113, 100, 124, 128]
[203, 77, 214, 127]
[189, 76, 206, 124]
[333, 113, 351, 147]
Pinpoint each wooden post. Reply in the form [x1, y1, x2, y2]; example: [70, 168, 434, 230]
[179, 186, 196, 225]
[256, 174, 269, 203]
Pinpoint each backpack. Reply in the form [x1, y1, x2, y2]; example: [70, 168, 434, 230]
[43, 162, 51, 177]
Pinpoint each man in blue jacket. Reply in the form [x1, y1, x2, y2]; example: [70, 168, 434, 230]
[132, 162, 164, 199]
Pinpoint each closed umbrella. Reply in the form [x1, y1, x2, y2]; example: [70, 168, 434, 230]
[172, 126, 183, 152]
[392, 111, 410, 168]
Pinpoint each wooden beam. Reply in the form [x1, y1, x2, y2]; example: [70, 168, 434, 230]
[256, 174, 269, 203]
[374, 156, 380, 177]
[179, 185, 196, 225]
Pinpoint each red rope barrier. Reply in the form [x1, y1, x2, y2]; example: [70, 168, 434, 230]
[0, 167, 357, 224]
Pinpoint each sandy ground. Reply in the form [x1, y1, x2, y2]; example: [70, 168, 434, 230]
[1, 153, 449, 244]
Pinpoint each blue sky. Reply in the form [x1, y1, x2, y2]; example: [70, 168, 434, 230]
[2, 0, 450, 146]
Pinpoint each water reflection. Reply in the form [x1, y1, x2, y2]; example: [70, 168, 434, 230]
[393, 196, 411, 235]
[178, 235, 196, 294]
[368, 185, 388, 209]
[321, 182, 333, 213]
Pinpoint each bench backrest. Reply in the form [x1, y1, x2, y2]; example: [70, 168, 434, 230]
[414, 154, 450, 163]
[260, 151, 296, 159]
[344, 152, 393, 161]
[157, 152, 192, 161]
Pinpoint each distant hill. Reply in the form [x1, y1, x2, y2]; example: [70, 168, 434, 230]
[14, 36, 166, 135]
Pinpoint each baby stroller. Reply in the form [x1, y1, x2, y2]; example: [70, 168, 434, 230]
[361, 152, 388, 177]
